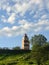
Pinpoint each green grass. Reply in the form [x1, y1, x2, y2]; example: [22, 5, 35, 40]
[0, 50, 49, 65]
[0, 50, 33, 65]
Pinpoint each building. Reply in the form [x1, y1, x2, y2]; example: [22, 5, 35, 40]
[22, 34, 30, 50]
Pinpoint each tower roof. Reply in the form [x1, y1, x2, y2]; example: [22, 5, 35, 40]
[23, 34, 29, 43]
[24, 33, 28, 37]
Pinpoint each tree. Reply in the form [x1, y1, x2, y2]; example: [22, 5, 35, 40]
[30, 34, 48, 65]
[42, 42, 49, 61]
[13, 47, 20, 50]
[31, 34, 47, 46]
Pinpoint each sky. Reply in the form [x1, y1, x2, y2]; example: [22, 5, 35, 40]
[0, 0, 49, 49]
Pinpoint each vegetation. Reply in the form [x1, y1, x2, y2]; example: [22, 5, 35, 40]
[12, 47, 20, 50]
[0, 34, 49, 65]
[31, 34, 49, 65]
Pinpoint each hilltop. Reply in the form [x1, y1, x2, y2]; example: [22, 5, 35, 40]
[0, 50, 32, 65]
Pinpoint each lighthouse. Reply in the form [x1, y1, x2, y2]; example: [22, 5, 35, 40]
[22, 34, 29, 50]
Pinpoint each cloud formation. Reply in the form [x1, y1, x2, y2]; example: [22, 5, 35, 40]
[0, 19, 49, 37]
[0, 0, 49, 37]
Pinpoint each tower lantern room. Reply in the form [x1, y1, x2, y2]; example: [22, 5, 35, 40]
[22, 34, 29, 50]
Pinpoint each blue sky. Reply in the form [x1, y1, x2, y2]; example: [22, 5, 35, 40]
[0, 0, 49, 49]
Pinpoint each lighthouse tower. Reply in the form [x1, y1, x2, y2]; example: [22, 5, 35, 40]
[22, 34, 29, 50]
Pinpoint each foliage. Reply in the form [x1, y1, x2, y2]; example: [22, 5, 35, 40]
[12, 47, 20, 50]
[30, 34, 49, 65]
[31, 34, 47, 46]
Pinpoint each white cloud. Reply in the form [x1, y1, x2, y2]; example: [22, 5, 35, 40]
[6, 6, 11, 13]
[29, 0, 41, 4]
[12, 26, 19, 31]
[0, 19, 49, 37]
[2, 27, 10, 31]
[19, 19, 28, 25]
[34, 27, 42, 32]
[8, 13, 16, 24]
[1, 13, 16, 24]
[0, 0, 49, 37]
[13, 2, 30, 16]
[45, 26, 49, 30]
[0, 0, 49, 24]
[18, 19, 33, 30]
[1, 15, 7, 23]
[7, 33, 12, 37]
[41, 15, 47, 19]
[12, 0, 42, 16]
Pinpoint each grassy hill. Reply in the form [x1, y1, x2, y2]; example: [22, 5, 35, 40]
[0, 50, 49, 65]
[0, 50, 33, 65]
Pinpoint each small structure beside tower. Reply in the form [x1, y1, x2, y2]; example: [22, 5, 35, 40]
[22, 34, 30, 50]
